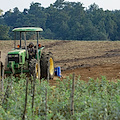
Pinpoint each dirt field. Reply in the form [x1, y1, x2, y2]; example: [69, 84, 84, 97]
[1, 40, 120, 81]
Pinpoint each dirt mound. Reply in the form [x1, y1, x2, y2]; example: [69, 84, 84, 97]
[62, 63, 120, 82]
[56, 53, 120, 64]
[45, 40, 71, 48]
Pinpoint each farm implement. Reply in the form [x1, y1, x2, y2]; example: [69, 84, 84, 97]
[0, 27, 55, 79]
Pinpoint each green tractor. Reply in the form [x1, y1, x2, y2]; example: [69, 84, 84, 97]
[4, 27, 54, 79]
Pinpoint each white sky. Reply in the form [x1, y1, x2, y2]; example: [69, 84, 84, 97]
[0, 0, 120, 13]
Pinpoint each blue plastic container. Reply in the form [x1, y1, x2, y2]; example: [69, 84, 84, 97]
[55, 66, 61, 78]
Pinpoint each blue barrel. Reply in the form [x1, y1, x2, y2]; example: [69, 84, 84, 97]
[55, 67, 61, 78]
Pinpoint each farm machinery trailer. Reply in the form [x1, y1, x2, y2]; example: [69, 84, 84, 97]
[0, 27, 54, 79]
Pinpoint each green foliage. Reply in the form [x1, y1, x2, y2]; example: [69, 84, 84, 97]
[0, 9, 3, 16]
[1, 1, 120, 40]
[1, 75, 120, 119]
[0, 25, 10, 40]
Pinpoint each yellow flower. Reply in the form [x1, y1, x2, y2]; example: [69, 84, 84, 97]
[7, 111, 10, 114]
[51, 86, 56, 90]
[49, 110, 52, 113]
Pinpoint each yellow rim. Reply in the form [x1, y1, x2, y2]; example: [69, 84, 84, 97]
[35, 63, 39, 78]
[49, 58, 54, 75]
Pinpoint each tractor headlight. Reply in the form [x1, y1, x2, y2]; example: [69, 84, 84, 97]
[8, 54, 19, 58]
[8, 54, 19, 63]
[14, 54, 19, 57]
[8, 55, 11, 58]
[8, 54, 12, 58]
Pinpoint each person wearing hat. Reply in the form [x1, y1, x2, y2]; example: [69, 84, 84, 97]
[28, 42, 35, 59]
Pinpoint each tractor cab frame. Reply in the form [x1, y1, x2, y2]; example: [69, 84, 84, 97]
[5, 27, 43, 78]
[4, 27, 54, 80]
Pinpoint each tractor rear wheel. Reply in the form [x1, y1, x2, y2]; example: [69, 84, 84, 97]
[29, 59, 40, 79]
[40, 52, 54, 79]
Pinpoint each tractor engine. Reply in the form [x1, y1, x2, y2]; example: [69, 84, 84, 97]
[6, 49, 28, 74]
[8, 54, 19, 63]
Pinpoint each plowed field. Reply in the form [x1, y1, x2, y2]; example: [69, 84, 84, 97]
[1, 40, 120, 81]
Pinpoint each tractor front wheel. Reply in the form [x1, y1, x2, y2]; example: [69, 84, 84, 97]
[29, 59, 40, 79]
[40, 53, 54, 79]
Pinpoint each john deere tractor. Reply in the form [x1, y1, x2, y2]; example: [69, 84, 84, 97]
[4, 27, 54, 79]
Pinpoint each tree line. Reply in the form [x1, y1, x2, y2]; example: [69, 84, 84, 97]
[0, 0, 120, 41]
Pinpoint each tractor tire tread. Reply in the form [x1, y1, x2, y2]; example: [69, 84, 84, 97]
[40, 52, 54, 79]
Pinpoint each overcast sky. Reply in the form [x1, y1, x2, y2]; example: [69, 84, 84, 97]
[0, 0, 120, 13]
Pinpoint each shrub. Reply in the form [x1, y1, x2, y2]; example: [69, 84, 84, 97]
[1, 75, 120, 119]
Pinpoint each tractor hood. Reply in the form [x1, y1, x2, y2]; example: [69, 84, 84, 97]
[8, 49, 26, 55]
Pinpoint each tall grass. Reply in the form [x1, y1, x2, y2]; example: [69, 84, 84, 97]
[1, 74, 120, 119]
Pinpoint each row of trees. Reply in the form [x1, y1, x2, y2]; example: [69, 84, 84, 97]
[0, 0, 120, 40]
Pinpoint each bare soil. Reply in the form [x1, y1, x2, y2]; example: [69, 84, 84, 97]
[1, 40, 120, 81]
